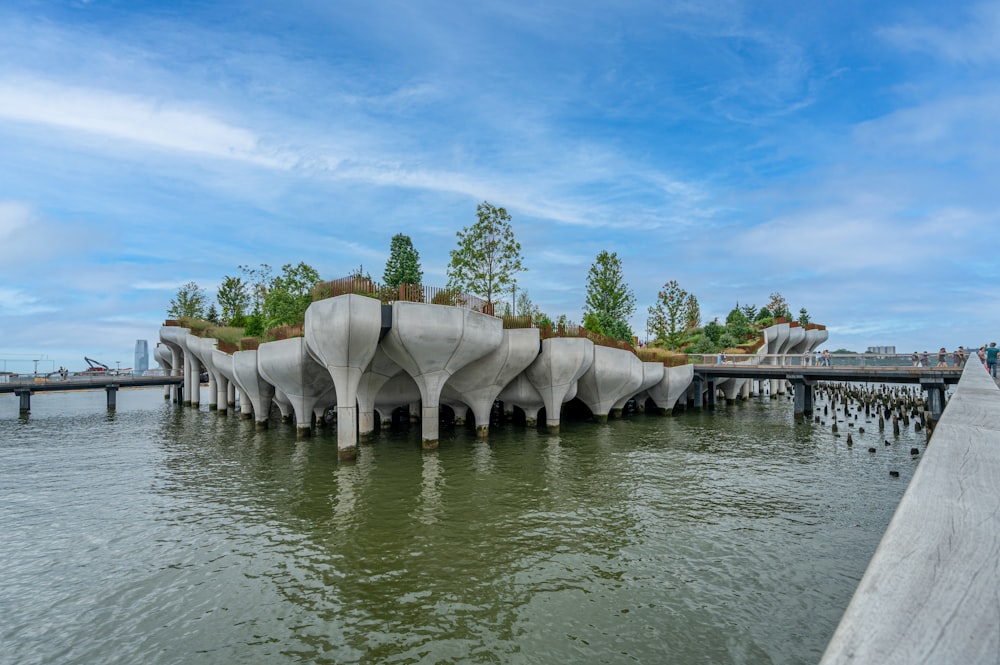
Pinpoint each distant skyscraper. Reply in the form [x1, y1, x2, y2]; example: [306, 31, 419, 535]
[134, 340, 149, 372]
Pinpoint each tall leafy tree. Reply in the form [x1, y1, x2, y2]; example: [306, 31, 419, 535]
[767, 291, 792, 320]
[447, 201, 525, 307]
[648, 279, 688, 350]
[263, 262, 320, 328]
[168, 281, 207, 319]
[216, 275, 250, 327]
[583, 250, 635, 331]
[684, 293, 701, 330]
[383, 234, 423, 286]
[798, 307, 811, 325]
[239, 263, 272, 336]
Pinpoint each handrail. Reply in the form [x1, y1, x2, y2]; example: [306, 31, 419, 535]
[819, 361, 1000, 663]
[686, 353, 970, 368]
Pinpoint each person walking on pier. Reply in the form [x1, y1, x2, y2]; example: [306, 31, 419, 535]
[937, 347, 947, 367]
[954, 346, 965, 367]
[911, 351, 919, 367]
[920, 351, 930, 367]
[986, 343, 1000, 378]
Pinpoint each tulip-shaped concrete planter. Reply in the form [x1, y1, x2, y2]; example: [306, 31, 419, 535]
[615, 361, 666, 415]
[233, 350, 277, 428]
[257, 338, 337, 437]
[381, 302, 503, 448]
[211, 348, 241, 412]
[154, 342, 176, 401]
[304, 294, 384, 460]
[498, 374, 546, 426]
[577, 346, 645, 423]
[159, 326, 193, 405]
[524, 337, 595, 434]
[355, 347, 403, 439]
[442, 327, 541, 437]
[191, 337, 223, 412]
[374, 372, 422, 428]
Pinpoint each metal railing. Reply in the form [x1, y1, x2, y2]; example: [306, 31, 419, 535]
[686, 353, 970, 368]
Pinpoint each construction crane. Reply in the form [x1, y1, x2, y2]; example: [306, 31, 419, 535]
[83, 357, 110, 373]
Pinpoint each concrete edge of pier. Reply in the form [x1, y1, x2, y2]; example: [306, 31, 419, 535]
[820, 360, 1000, 664]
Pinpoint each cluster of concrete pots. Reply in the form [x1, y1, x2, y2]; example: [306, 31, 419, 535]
[705, 321, 829, 404]
[159, 295, 700, 460]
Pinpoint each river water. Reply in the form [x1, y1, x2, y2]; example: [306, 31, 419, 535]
[0, 387, 925, 665]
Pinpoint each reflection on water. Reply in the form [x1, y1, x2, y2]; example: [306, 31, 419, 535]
[0, 387, 924, 664]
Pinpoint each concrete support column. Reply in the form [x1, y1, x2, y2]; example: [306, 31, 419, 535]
[804, 382, 814, 416]
[693, 375, 704, 411]
[339, 405, 360, 461]
[791, 377, 805, 419]
[184, 352, 198, 407]
[106, 384, 118, 411]
[227, 381, 236, 407]
[422, 405, 439, 449]
[922, 380, 947, 425]
[206, 370, 218, 411]
[16, 388, 30, 413]
[239, 390, 253, 419]
[170, 347, 181, 402]
[706, 380, 716, 410]
[215, 375, 228, 414]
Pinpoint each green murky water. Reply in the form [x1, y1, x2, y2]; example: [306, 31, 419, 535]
[0, 387, 924, 664]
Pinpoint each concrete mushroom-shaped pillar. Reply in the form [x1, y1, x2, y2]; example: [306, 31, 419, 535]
[617, 361, 666, 415]
[154, 343, 175, 400]
[442, 328, 541, 437]
[768, 322, 790, 397]
[233, 350, 276, 428]
[498, 373, 546, 426]
[355, 347, 403, 439]
[665, 364, 695, 410]
[257, 338, 337, 437]
[374, 371, 422, 428]
[576, 346, 644, 423]
[272, 387, 295, 422]
[304, 294, 384, 460]
[159, 326, 192, 405]
[192, 337, 223, 412]
[524, 337, 595, 434]
[184, 333, 208, 407]
[380, 302, 504, 448]
[211, 347, 241, 412]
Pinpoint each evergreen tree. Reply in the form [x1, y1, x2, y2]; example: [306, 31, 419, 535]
[216, 275, 250, 327]
[583, 250, 635, 341]
[382, 234, 423, 286]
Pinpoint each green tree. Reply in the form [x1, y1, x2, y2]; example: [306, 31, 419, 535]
[725, 306, 754, 342]
[740, 303, 757, 323]
[263, 262, 321, 328]
[583, 250, 635, 341]
[684, 293, 701, 330]
[239, 263, 272, 335]
[447, 201, 525, 307]
[515, 288, 551, 326]
[767, 292, 792, 320]
[168, 281, 207, 319]
[205, 303, 220, 325]
[755, 306, 773, 322]
[647, 280, 688, 350]
[217, 275, 250, 327]
[383, 234, 423, 287]
[798, 307, 811, 325]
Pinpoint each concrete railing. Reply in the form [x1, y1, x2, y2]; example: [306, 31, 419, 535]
[820, 361, 1000, 663]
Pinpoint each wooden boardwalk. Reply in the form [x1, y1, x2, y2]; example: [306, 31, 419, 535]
[820, 361, 1000, 663]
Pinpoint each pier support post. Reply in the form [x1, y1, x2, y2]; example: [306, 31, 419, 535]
[790, 375, 813, 420]
[706, 379, 716, 410]
[921, 379, 947, 426]
[15, 388, 30, 414]
[693, 375, 704, 411]
[106, 384, 118, 411]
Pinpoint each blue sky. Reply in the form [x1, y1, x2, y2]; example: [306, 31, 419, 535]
[1, 0, 998, 373]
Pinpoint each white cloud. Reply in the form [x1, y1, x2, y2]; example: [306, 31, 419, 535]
[879, 3, 1000, 65]
[0, 77, 293, 168]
